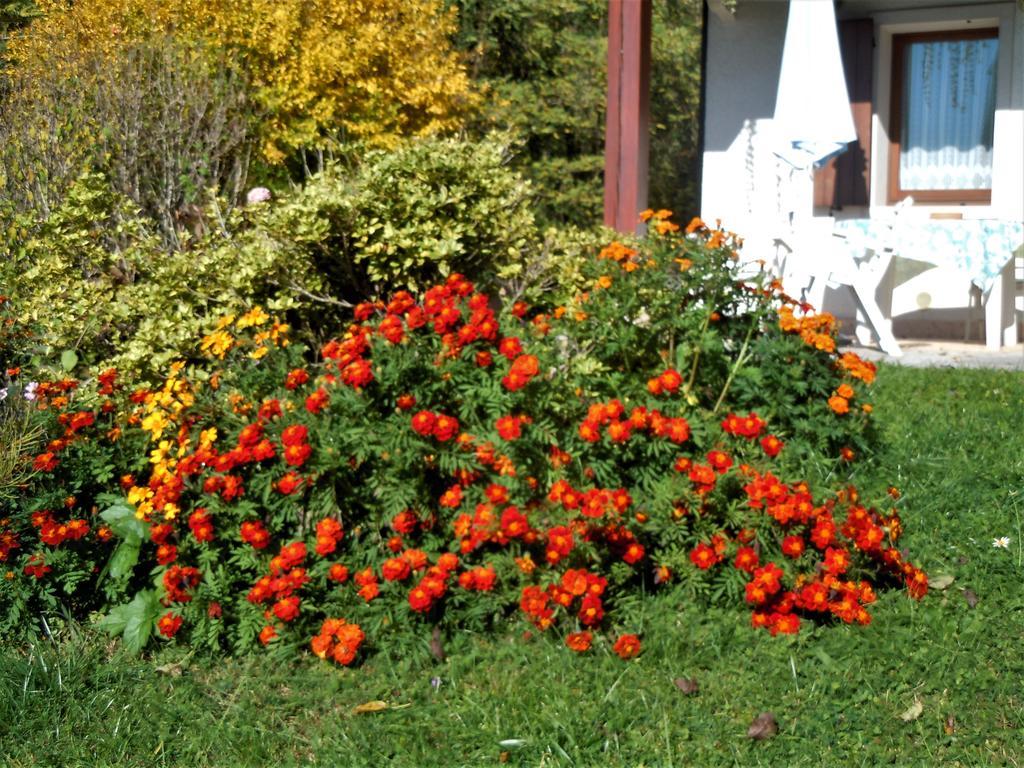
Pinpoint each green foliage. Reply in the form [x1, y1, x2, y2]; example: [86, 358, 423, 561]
[452, 0, 703, 227]
[345, 137, 537, 294]
[0, 173, 328, 379]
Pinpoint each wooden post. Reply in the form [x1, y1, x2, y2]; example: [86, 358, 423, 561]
[604, 0, 651, 233]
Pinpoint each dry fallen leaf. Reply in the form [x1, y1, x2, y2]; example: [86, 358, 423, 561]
[673, 677, 699, 695]
[899, 698, 924, 722]
[747, 711, 778, 740]
[353, 700, 390, 714]
[155, 662, 185, 677]
[962, 588, 979, 609]
[944, 714, 956, 735]
[929, 574, 955, 591]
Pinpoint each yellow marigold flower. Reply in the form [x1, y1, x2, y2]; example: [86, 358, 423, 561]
[216, 314, 236, 330]
[162, 503, 179, 521]
[150, 440, 173, 464]
[655, 219, 679, 235]
[249, 345, 270, 360]
[135, 500, 153, 521]
[595, 274, 613, 289]
[141, 410, 169, 439]
[236, 306, 270, 329]
[200, 329, 234, 359]
[674, 258, 693, 271]
[199, 427, 218, 447]
[169, 361, 186, 376]
[127, 485, 153, 505]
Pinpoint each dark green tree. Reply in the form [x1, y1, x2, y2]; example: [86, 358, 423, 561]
[450, 0, 703, 228]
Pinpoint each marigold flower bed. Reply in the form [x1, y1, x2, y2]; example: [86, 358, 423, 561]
[0, 213, 926, 663]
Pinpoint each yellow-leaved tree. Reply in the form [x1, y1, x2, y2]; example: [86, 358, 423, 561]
[194, 0, 479, 161]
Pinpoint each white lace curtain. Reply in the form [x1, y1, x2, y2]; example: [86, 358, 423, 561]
[900, 36, 998, 191]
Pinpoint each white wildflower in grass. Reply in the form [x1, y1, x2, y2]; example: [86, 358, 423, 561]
[23, 381, 38, 401]
[992, 537, 1011, 549]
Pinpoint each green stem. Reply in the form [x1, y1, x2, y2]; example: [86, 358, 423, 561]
[712, 316, 758, 415]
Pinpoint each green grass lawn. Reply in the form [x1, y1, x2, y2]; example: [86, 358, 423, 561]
[2, 365, 1023, 767]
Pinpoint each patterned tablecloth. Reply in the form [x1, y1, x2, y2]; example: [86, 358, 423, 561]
[832, 218, 1024, 291]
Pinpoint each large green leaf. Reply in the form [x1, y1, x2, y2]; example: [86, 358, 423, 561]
[100, 503, 148, 542]
[108, 540, 141, 579]
[97, 590, 159, 654]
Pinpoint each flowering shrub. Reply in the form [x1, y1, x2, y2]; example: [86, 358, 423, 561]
[0, 214, 926, 663]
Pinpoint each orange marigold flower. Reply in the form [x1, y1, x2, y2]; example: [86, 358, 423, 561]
[828, 395, 850, 415]
[565, 631, 592, 652]
[613, 633, 641, 660]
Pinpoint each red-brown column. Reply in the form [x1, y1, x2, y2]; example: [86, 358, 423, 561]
[604, 0, 652, 233]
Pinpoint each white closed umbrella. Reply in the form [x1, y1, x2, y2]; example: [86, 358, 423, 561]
[773, 0, 856, 170]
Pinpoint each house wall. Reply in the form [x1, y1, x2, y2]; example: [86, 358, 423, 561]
[700, 0, 1024, 343]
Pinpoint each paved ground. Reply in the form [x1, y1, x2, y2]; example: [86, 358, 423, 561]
[841, 338, 1024, 370]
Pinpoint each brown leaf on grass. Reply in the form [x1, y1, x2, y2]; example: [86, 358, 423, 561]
[899, 698, 923, 722]
[673, 677, 699, 695]
[962, 589, 979, 609]
[944, 714, 956, 735]
[747, 711, 778, 740]
[430, 625, 446, 662]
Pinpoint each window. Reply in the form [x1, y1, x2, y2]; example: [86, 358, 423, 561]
[888, 29, 998, 204]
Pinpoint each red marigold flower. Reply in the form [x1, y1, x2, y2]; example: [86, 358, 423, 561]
[358, 583, 380, 602]
[689, 543, 718, 570]
[284, 368, 310, 390]
[606, 420, 632, 443]
[188, 508, 215, 542]
[259, 625, 278, 645]
[769, 612, 801, 636]
[439, 484, 463, 508]
[304, 388, 329, 414]
[658, 368, 682, 393]
[622, 542, 645, 565]
[276, 472, 305, 495]
[823, 547, 851, 575]
[273, 596, 301, 622]
[734, 546, 759, 573]
[760, 434, 784, 457]
[157, 612, 182, 639]
[396, 394, 416, 411]
[390, 510, 418, 535]
[498, 337, 522, 360]
[565, 631, 592, 652]
[706, 450, 733, 474]
[408, 584, 433, 612]
[410, 410, 436, 436]
[578, 594, 604, 626]
[433, 414, 460, 442]
[781, 536, 805, 559]
[283, 442, 312, 467]
[613, 633, 641, 660]
[280, 424, 309, 446]
[155, 543, 177, 565]
[495, 415, 522, 441]
[502, 354, 539, 392]
[33, 453, 59, 472]
[240, 520, 270, 549]
[382, 557, 412, 582]
[328, 563, 350, 583]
